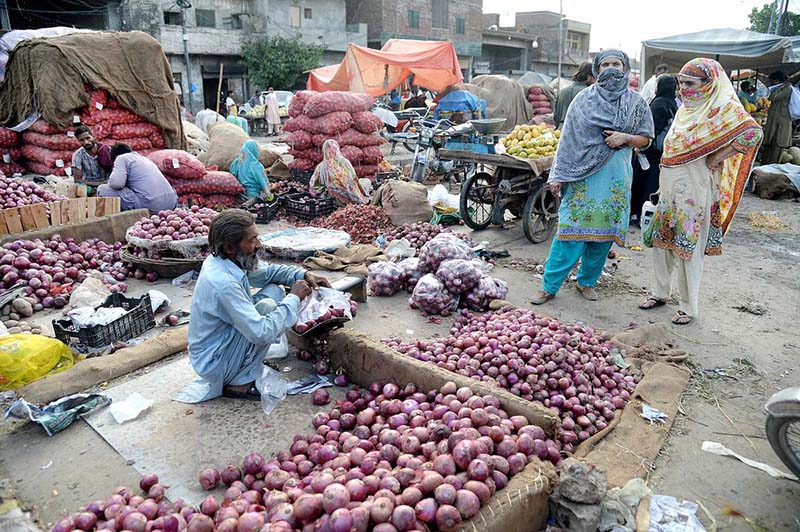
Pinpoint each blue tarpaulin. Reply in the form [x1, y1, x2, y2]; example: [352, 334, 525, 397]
[434, 90, 485, 119]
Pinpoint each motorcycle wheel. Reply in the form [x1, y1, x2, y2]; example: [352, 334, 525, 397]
[411, 160, 427, 183]
[766, 415, 800, 478]
[402, 121, 416, 153]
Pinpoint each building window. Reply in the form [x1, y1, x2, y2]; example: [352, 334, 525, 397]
[456, 17, 465, 34]
[223, 14, 243, 29]
[195, 9, 215, 28]
[290, 5, 301, 27]
[431, 0, 448, 29]
[408, 9, 419, 29]
[567, 31, 582, 53]
[163, 11, 182, 25]
[304, 8, 312, 19]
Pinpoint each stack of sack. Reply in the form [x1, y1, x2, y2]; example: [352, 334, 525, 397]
[527, 86, 554, 117]
[147, 149, 244, 209]
[284, 90, 385, 180]
[20, 87, 166, 176]
[0, 128, 24, 175]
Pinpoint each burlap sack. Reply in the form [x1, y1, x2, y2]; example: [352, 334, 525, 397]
[199, 122, 249, 171]
[466, 75, 533, 128]
[370, 180, 432, 226]
[752, 168, 799, 200]
[257, 143, 282, 169]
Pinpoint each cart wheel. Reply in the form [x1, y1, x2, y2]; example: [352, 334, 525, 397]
[523, 184, 559, 243]
[460, 171, 497, 230]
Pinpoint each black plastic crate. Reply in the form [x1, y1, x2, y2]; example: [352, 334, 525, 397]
[251, 197, 280, 223]
[282, 192, 337, 221]
[53, 293, 156, 349]
[290, 169, 314, 185]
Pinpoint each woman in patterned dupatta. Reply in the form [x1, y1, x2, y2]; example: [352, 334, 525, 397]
[531, 49, 654, 305]
[639, 58, 762, 325]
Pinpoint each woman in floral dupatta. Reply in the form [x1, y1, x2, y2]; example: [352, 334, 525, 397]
[531, 49, 654, 305]
[640, 58, 762, 325]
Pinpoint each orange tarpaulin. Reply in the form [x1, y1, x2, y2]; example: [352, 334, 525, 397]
[307, 39, 463, 96]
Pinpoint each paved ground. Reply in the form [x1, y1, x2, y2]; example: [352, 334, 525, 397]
[1, 185, 798, 530]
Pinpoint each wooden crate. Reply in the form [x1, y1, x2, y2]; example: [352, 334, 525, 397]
[54, 183, 89, 199]
[0, 197, 120, 236]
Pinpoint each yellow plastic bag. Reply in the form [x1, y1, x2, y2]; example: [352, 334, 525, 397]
[0, 334, 73, 390]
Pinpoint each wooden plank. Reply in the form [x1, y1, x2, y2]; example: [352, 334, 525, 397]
[76, 185, 87, 198]
[95, 198, 106, 217]
[67, 199, 80, 224]
[60, 201, 70, 224]
[30, 204, 49, 229]
[86, 197, 97, 219]
[19, 205, 36, 232]
[74, 197, 88, 222]
[108, 197, 120, 215]
[4, 208, 23, 234]
[0, 212, 8, 235]
[50, 201, 62, 226]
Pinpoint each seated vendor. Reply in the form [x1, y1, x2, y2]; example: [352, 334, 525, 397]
[177, 209, 330, 402]
[71, 125, 112, 188]
[97, 143, 178, 214]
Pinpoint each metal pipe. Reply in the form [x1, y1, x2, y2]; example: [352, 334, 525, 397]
[557, 0, 563, 91]
[180, 3, 194, 114]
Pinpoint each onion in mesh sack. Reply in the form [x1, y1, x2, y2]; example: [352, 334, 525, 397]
[397, 257, 422, 293]
[461, 275, 509, 311]
[409, 273, 459, 316]
[435, 259, 482, 294]
[418, 233, 472, 274]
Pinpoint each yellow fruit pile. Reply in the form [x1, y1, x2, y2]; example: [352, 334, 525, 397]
[757, 96, 770, 110]
[502, 123, 560, 159]
[743, 102, 757, 113]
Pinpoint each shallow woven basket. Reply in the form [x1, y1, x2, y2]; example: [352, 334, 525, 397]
[120, 246, 205, 278]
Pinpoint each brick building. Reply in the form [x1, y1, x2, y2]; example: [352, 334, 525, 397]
[345, 0, 483, 80]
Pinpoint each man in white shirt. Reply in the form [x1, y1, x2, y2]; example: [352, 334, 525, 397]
[641, 64, 669, 104]
[225, 90, 237, 117]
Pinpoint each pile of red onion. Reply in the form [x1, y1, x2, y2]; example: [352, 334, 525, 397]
[0, 176, 64, 209]
[127, 207, 217, 260]
[382, 308, 641, 453]
[51, 381, 554, 532]
[0, 235, 130, 312]
[316, 205, 394, 245]
[367, 262, 404, 296]
[385, 223, 475, 251]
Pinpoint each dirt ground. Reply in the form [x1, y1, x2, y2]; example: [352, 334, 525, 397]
[0, 191, 798, 531]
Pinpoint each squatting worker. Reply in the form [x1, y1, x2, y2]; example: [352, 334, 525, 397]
[97, 143, 178, 214]
[531, 49, 654, 305]
[176, 209, 330, 402]
[71, 125, 113, 188]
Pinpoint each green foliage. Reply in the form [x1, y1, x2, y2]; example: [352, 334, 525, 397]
[748, 3, 800, 35]
[241, 36, 326, 89]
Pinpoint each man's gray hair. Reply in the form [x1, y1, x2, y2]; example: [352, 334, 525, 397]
[208, 209, 255, 259]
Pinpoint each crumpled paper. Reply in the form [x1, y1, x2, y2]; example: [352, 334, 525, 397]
[108, 392, 153, 424]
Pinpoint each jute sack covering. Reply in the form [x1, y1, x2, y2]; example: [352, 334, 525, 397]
[370, 180, 432, 226]
[0, 31, 185, 150]
[467, 75, 532, 128]
[257, 144, 282, 169]
[199, 122, 249, 171]
[574, 324, 691, 487]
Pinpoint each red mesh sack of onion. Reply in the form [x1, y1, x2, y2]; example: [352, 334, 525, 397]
[461, 275, 509, 311]
[435, 259, 482, 294]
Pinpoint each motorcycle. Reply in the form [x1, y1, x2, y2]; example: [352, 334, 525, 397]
[765, 387, 800, 477]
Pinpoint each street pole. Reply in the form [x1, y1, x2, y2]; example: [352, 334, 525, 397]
[557, 0, 563, 91]
[178, 0, 194, 114]
[0, 0, 10, 30]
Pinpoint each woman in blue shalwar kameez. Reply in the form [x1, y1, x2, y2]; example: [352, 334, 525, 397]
[531, 49, 654, 304]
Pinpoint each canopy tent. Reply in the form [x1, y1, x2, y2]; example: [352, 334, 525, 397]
[640, 28, 795, 80]
[307, 39, 463, 96]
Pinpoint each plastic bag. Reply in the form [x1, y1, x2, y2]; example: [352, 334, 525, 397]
[296, 287, 353, 325]
[436, 258, 482, 294]
[648, 495, 706, 532]
[4, 393, 110, 436]
[256, 365, 289, 415]
[398, 257, 423, 293]
[0, 334, 73, 390]
[409, 273, 459, 316]
[418, 233, 472, 273]
[461, 275, 509, 311]
[109, 392, 153, 424]
[68, 274, 111, 308]
[368, 261, 404, 296]
[385, 238, 416, 262]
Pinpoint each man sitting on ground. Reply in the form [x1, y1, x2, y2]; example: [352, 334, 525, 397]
[177, 209, 330, 402]
[97, 143, 178, 214]
[71, 125, 113, 189]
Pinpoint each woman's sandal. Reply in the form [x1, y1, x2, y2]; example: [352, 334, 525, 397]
[671, 311, 693, 325]
[639, 297, 667, 310]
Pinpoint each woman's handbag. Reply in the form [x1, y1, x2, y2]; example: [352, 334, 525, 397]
[653, 110, 675, 152]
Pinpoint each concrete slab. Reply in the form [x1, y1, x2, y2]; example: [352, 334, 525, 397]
[83, 356, 346, 506]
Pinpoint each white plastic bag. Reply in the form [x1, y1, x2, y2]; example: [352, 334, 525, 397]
[255, 365, 288, 415]
[109, 393, 153, 424]
[68, 274, 111, 309]
[296, 287, 353, 324]
[265, 332, 289, 360]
